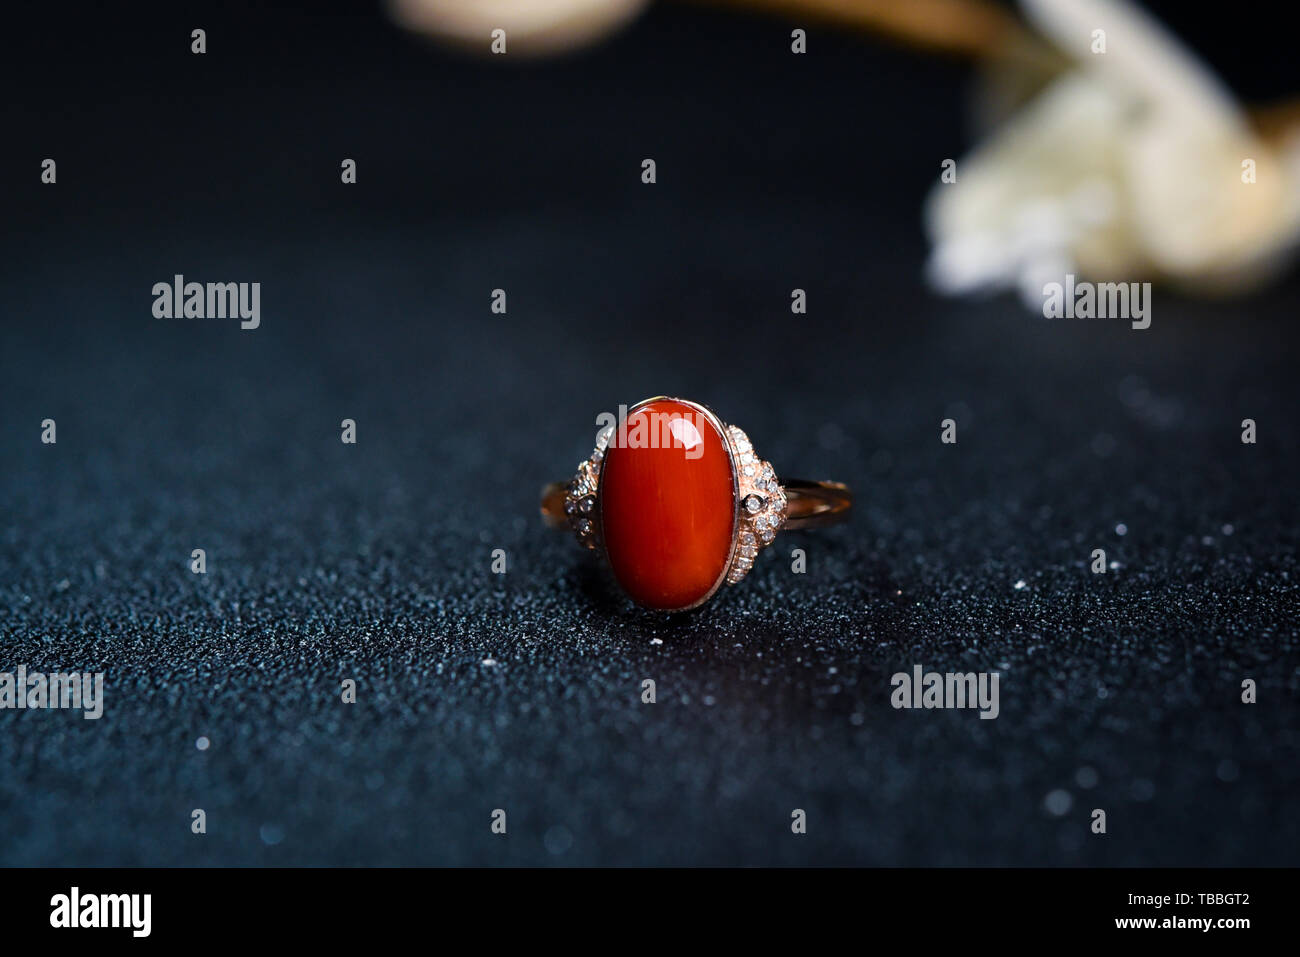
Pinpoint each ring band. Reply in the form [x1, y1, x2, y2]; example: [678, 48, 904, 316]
[540, 478, 851, 531]
[541, 396, 852, 612]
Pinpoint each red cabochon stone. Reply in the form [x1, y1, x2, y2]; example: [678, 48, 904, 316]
[600, 400, 736, 611]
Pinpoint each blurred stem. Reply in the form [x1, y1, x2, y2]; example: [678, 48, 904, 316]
[1252, 99, 1300, 146]
[681, 0, 1031, 58]
[682, 0, 1300, 143]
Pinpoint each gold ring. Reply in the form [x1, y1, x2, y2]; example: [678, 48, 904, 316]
[541, 396, 852, 612]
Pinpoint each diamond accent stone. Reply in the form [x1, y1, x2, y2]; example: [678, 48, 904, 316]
[725, 424, 788, 585]
[563, 439, 610, 550]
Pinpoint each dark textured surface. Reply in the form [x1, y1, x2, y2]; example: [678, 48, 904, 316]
[1, 2, 1298, 866]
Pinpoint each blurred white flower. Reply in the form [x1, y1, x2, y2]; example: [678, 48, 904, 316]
[926, 0, 1300, 303]
[388, 0, 650, 56]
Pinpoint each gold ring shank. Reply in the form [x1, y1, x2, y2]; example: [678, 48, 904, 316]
[778, 479, 853, 529]
[540, 478, 851, 530]
[540, 481, 571, 528]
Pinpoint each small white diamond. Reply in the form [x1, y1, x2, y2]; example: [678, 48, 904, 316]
[760, 529, 775, 543]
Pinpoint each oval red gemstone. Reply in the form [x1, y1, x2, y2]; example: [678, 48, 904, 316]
[599, 399, 737, 611]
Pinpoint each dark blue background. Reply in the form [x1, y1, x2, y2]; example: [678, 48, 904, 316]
[1, 0, 1297, 865]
